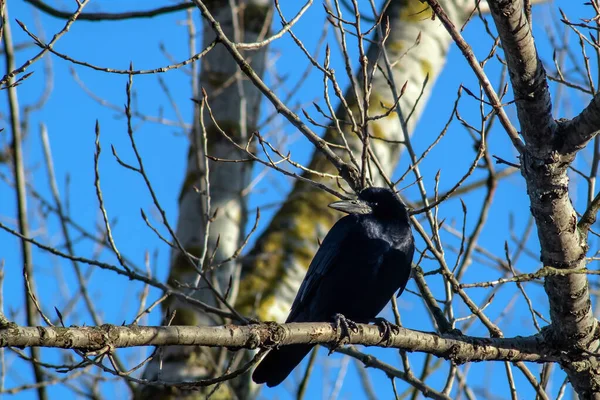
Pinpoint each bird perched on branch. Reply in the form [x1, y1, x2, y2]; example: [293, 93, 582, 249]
[252, 186, 415, 387]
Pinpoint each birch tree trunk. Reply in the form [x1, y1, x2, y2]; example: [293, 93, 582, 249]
[139, 1, 272, 399]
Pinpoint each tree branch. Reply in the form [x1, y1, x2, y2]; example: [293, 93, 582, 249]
[487, 0, 556, 155]
[0, 322, 557, 364]
[422, 0, 525, 153]
[560, 92, 600, 153]
[24, 0, 193, 22]
[190, 0, 362, 191]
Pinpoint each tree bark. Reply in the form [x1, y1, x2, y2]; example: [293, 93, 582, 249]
[0, 323, 557, 364]
[486, 0, 600, 396]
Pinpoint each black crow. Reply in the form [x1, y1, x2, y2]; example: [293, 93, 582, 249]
[252, 186, 415, 387]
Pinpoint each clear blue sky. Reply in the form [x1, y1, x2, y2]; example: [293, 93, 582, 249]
[0, 1, 591, 399]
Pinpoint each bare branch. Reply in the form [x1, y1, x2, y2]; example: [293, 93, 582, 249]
[0, 322, 556, 364]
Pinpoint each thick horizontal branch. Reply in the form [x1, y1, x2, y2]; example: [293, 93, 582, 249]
[1, 322, 558, 364]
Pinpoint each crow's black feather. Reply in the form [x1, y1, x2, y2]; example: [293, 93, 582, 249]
[252, 187, 415, 387]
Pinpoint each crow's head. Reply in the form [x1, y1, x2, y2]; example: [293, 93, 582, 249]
[329, 187, 409, 222]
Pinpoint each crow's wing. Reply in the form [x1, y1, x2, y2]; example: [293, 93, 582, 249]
[286, 215, 390, 322]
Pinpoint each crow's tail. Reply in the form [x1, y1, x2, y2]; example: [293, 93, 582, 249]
[252, 344, 313, 387]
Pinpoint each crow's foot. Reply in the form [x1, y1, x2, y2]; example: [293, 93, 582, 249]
[371, 317, 400, 346]
[329, 313, 359, 354]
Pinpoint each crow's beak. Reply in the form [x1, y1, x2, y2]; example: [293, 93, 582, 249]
[328, 199, 373, 215]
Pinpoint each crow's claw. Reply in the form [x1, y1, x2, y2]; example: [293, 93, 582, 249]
[335, 313, 359, 335]
[330, 313, 359, 354]
[371, 317, 400, 345]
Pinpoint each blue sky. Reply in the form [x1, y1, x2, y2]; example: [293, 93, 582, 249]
[0, 1, 593, 399]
